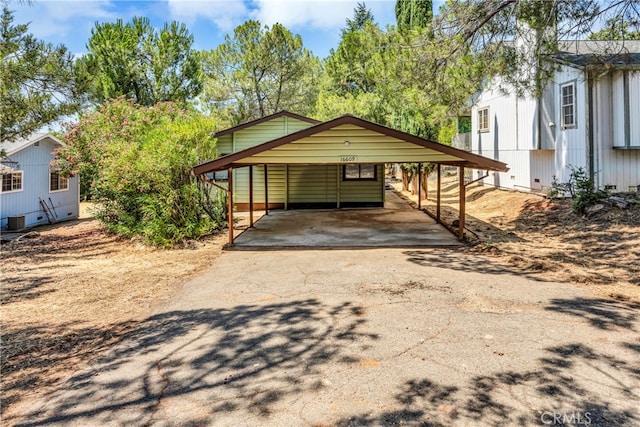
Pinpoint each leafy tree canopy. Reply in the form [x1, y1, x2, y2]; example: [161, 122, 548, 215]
[56, 98, 224, 246]
[201, 20, 321, 125]
[80, 17, 202, 106]
[422, 0, 640, 96]
[589, 17, 640, 40]
[395, 0, 433, 31]
[0, 6, 83, 142]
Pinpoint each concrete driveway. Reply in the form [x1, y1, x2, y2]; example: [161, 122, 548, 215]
[18, 249, 640, 426]
[233, 191, 460, 248]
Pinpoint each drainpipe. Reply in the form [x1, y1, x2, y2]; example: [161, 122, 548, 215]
[587, 70, 595, 185]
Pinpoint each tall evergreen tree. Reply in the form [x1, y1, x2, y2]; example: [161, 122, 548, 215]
[0, 6, 82, 142]
[344, 2, 374, 34]
[395, 0, 433, 31]
[80, 17, 202, 106]
[201, 20, 321, 124]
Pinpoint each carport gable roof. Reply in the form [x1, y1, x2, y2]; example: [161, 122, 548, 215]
[194, 115, 509, 174]
[214, 110, 321, 137]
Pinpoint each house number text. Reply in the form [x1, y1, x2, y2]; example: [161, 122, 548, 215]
[339, 155, 358, 162]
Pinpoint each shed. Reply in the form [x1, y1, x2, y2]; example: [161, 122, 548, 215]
[194, 113, 509, 244]
[1, 134, 79, 230]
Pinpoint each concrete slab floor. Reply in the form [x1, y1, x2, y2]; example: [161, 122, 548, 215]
[232, 190, 460, 248]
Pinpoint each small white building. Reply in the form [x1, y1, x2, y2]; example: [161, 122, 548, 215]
[471, 40, 640, 193]
[1, 133, 79, 230]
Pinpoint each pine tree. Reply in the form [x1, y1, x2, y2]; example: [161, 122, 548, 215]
[0, 6, 82, 142]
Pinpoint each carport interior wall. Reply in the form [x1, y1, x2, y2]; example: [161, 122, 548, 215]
[230, 164, 385, 211]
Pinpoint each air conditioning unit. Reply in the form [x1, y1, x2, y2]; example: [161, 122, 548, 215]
[7, 215, 25, 230]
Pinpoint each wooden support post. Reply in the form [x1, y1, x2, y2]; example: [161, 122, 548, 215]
[417, 163, 422, 209]
[458, 166, 465, 241]
[436, 164, 441, 223]
[228, 167, 234, 245]
[264, 164, 269, 215]
[249, 165, 254, 227]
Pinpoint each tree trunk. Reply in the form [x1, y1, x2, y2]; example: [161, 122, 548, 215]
[402, 169, 409, 191]
[420, 172, 428, 200]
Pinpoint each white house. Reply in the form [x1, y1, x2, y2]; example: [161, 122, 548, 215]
[471, 40, 640, 193]
[0, 133, 79, 230]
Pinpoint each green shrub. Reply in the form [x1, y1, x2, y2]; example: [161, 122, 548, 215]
[56, 98, 225, 246]
[548, 165, 607, 214]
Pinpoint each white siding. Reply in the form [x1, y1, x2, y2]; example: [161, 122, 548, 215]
[551, 66, 588, 183]
[471, 78, 533, 190]
[1, 138, 79, 229]
[631, 71, 640, 146]
[594, 70, 640, 191]
[471, 64, 638, 193]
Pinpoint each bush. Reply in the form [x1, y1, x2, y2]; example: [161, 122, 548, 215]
[548, 165, 607, 214]
[56, 98, 225, 247]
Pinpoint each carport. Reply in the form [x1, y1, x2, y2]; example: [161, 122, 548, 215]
[193, 114, 509, 246]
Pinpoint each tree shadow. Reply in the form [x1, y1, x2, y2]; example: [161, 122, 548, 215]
[403, 249, 552, 282]
[545, 297, 640, 330]
[0, 275, 57, 304]
[0, 224, 118, 266]
[11, 299, 378, 426]
[334, 340, 639, 426]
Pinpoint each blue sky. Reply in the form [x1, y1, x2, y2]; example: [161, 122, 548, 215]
[10, 0, 425, 59]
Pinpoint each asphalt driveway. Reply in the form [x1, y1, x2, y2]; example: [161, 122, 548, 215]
[19, 248, 640, 426]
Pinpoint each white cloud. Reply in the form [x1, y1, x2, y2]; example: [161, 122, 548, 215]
[166, 0, 395, 33]
[251, 0, 362, 30]
[166, 0, 248, 31]
[13, 1, 118, 39]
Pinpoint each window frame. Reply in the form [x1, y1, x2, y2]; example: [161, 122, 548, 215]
[478, 107, 490, 133]
[1, 170, 24, 193]
[560, 81, 577, 129]
[49, 170, 69, 193]
[342, 164, 377, 181]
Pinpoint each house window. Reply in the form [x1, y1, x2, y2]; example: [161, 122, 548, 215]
[478, 107, 489, 132]
[561, 82, 576, 128]
[213, 170, 229, 181]
[343, 164, 377, 180]
[49, 170, 69, 192]
[1, 171, 23, 193]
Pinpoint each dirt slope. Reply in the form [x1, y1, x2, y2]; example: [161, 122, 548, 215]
[393, 176, 640, 301]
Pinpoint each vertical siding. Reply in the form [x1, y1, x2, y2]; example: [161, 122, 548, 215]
[472, 65, 637, 194]
[339, 164, 384, 203]
[553, 66, 588, 183]
[471, 77, 531, 190]
[287, 165, 337, 203]
[530, 150, 556, 192]
[629, 71, 640, 146]
[593, 70, 640, 192]
[233, 165, 286, 203]
[226, 116, 318, 206]
[1, 138, 79, 229]
[599, 149, 640, 191]
[612, 70, 626, 148]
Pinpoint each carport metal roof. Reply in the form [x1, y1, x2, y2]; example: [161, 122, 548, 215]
[193, 113, 509, 246]
[193, 115, 508, 174]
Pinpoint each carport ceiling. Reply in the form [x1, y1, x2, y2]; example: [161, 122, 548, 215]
[193, 115, 509, 174]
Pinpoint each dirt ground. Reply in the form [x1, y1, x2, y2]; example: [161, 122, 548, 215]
[2, 179, 639, 422]
[392, 174, 640, 302]
[1, 204, 227, 421]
